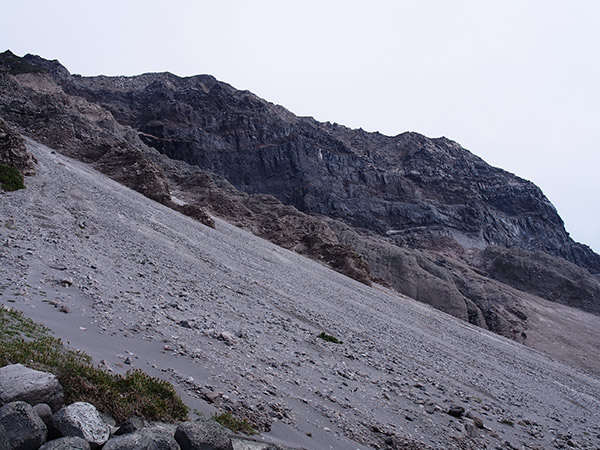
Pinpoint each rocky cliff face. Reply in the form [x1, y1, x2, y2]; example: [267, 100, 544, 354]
[64, 71, 600, 275]
[1, 50, 598, 345]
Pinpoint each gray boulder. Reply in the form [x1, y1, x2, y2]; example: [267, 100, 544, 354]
[33, 403, 53, 427]
[0, 401, 48, 450]
[115, 416, 147, 435]
[38, 437, 91, 450]
[141, 427, 180, 450]
[0, 364, 63, 411]
[52, 402, 110, 449]
[102, 427, 180, 450]
[103, 432, 158, 450]
[175, 419, 233, 450]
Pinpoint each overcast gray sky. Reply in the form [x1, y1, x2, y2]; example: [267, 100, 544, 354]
[3, 0, 599, 252]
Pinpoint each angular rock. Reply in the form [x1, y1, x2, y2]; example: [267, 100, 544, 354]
[141, 427, 180, 450]
[175, 418, 233, 450]
[447, 406, 465, 418]
[0, 400, 48, 450]
[39, 436, 91, 450]
[33, 403, 53, 427]
[52, 402, 110, 449]
[102, 432, 158, 450]
[0, 364, 64, 411]
[115, 416, 147, 436]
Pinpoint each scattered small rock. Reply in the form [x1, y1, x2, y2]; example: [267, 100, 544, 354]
[447, 406, 465, 418]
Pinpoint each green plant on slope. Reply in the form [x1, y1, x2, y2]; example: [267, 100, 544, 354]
[317, 331, 343, 344]
[0, 165, 25, 191]
[0, 307, 188, 422]
[213, 412, 257, 435]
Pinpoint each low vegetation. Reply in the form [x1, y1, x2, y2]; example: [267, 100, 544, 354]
[0, 165, 25, 191]
[0, 307, 188, 422]
[213, 412, 257, 435]
[317, 331, 343, 344]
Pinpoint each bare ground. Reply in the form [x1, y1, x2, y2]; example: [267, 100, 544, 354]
[1, 139, 599, 449]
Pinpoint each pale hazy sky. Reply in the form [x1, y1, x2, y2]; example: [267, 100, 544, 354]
[3, 1, 599, 252]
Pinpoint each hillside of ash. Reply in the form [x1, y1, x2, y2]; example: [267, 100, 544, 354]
[1, 50, 599, 353]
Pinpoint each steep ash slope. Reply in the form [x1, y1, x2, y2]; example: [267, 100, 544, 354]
[0, 50, 370, 285]
[1, 50, 599, 347]
[2, 138, 600, 450]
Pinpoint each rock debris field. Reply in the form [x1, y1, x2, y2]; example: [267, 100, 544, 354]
[1, 139, 600, 449]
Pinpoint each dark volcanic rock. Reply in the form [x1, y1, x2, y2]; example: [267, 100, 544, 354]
[0, 401, 48, 450]
[52, 402, 110, 449]
[39, 437, 90, 450]
[0, 118, 36, 175]
[472, 246, 600, 315]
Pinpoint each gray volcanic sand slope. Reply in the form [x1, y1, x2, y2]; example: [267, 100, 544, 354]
[1, 139, 600, 449]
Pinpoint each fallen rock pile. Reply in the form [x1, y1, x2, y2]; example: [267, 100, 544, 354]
[0, 364, 285, 450]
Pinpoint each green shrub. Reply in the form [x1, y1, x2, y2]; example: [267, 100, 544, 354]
[0, 308, 188, 422]
[0, 165, 25, 191]
[213, 412, 257, 435]
[317, 331, 343, 344]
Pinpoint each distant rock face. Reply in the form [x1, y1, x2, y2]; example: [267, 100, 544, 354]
[65, 73, 600, 275]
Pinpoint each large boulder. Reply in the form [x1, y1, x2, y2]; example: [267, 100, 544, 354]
[38, 436, 90, 450]
[141, 427, 180, 450]
[52, 402, 110, 449]
[102, 432, 157, 450]
[0, 364, 64, 411]
[103, 427, 180, 450]
[175, 419, 233, 450]
[0, 401, 48, 450]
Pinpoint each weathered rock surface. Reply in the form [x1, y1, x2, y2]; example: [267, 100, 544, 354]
[38, 437, 90, 450]
[471, 246, 600, 314]
[175, 419, 233, 450]
[102, 432, 158, 450]
[137, 427, 180, 450]
[0, 364, 63, 411]
[52, 402, 110, 449]
[64, 69, 600, 275]
[0, 401, 48, 450]
[0, 117, 36, 175]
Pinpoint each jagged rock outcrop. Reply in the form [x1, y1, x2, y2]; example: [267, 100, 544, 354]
[0, 401, 48, 450]
[470, 246, 600, 314]
[63, 70, 600, 275]
[0, 50, 370, 285]
[0, 118, 36, 175]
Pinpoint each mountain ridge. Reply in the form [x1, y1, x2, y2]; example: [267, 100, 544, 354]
[1, 49, 598, 349]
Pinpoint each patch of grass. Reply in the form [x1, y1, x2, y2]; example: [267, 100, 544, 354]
[317, 331, 343, 344]
[0, 307, 188, 422]
[213, 412, 257, 435]
[0, 165, 25, 191]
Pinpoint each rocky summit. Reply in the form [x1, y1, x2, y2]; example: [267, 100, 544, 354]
[1, 50, 600, 448]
